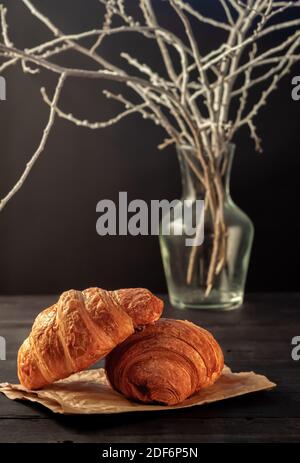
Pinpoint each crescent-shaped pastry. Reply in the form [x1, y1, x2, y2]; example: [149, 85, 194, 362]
[18, 287, 163, 389]
[105, 318, 224, 406]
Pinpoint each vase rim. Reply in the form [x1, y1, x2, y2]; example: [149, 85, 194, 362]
[177, 142, 236, 152]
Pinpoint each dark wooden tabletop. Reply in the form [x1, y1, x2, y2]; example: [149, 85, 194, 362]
[0, 293, 299, 443]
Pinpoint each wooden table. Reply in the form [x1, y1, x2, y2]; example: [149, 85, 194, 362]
[0, 293, 299, 443]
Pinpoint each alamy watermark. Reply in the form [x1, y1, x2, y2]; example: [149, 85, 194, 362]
[0, 76, 6, 101]
[96, 192, 204, 246]
[291, 76, 300, 101]
[0, 336, 6, 361]
[291, 336, 300, 361]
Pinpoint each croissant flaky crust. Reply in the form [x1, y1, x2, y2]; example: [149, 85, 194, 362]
[18, 288, 163, 390]
[105, 318, 224, 406]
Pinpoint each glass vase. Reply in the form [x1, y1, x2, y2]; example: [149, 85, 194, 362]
[159, 144, 254, 310]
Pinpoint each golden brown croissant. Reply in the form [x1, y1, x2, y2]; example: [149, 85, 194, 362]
[18, 287, 163, 390]
[105, 318, 224, 406]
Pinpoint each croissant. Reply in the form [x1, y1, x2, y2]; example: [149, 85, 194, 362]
[18, 287, 163, 390]
[105, 318, 224, 406]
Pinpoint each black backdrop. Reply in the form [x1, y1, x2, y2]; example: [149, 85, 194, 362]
[0, 0, 299, 295]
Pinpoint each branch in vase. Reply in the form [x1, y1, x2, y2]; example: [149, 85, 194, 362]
[0, 0, 300, 296]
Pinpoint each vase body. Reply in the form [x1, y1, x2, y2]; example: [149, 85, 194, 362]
[159, 145, 254, 310]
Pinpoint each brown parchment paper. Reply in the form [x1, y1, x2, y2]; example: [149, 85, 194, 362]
[0, 366, 276, 415]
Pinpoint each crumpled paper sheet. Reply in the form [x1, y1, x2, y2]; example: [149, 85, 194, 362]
[0, 366, 276, 415]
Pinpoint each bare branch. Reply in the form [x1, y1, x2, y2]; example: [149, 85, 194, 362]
[219, 0, 235, 26]
[140, 0, 177, 83]
[41, 86, 150, 129]
[103, 90, 160, 125]
[172, 0, 232, 31]
[232, 49, 300, 98]
[0, 73, 66, 212]
[0, 42, 181, 103]
[236, 53, 295, 151]
[0, 5, 12, 47]
[121, 52, 172, 90]
[90, 2, 113, 52]
[203, 17, 300, 72]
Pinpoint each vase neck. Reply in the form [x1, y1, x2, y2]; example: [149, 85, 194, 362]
[176, 144, 235, 201]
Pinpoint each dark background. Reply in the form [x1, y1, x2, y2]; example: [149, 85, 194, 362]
[0, 0, 299, 295]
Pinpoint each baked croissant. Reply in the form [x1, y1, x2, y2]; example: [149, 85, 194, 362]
[105, 318, 224, 406]
[18, 287, 163, 390]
